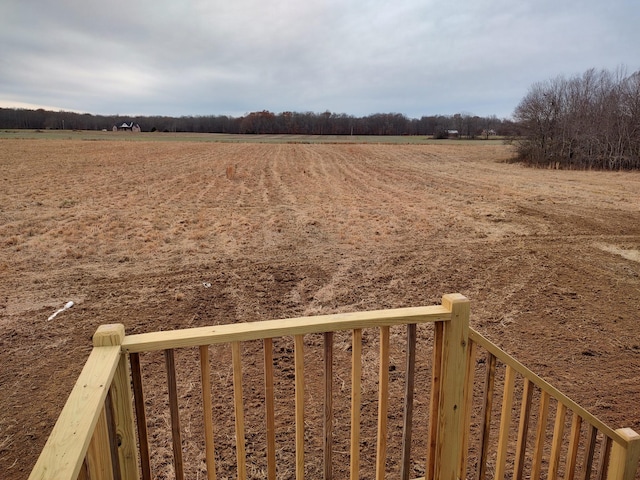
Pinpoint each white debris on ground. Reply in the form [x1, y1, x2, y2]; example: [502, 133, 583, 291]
[47, 301, 74, 321]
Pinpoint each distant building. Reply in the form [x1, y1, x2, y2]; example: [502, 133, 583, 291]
[446, 129, 459, 138]
[114, 122, 141, 132]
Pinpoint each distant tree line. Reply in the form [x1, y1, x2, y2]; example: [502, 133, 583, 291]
[0, 107, 518, 138]
[514, 67, 640, 170]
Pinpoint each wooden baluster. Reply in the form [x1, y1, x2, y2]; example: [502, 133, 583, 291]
[565, 414, 583, 480]
[548, 402, 567, 480]
[199, 345, 216, 480]
[401, 323, 417, 480]
[427, 321, 444, 480]
[583, 425, 598, 480]
[495, 365, 516, 480]
[476, 352, 497, 480]
[264, 338, 277, 480]
[375, 325, 391, 480]
[514, 378, 534, 480]
[531, 391, 550, 480]
[595, 436, 612, 480]
[86, 406, 114, 480]
[129, 353, 152, 480]
[104, 389, 122, 480]
[460, 338, 477, 480]
[231, 342, 247, 480]
[165, 349, 184, 480]
[324, 332, 334, 480]
[294, 334, 305, 480]
[350, 329, 363, 480]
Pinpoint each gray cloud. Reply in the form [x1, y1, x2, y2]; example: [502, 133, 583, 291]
[1, 0, 638, 118]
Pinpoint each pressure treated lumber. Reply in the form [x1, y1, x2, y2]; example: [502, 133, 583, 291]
[122, 306, 451, 352]
[231, 342, 247, 480]
[294, 335, 305, 480]
[435, 294, 470, 480]
[476, 352, 496, 480]
[469, 329, 624, 444]
[350, 329, 363, 480]
[401, 323, 417, 480]
[199, 345, 216, 480]
[531, 390, 550, 480]
[426, 321, 444, 480]
[565, 414, 583, 480]
[28, 345, 121, 480]
[495, 365, 516, 480]
[548, 402, 567, 480]
[263, 338, 277, 480]
[86, 406, 114, 480]
[607, 428, 640, 480]
[375, 326, 391, 480]
[129, 353, 152, 480]
[514, 378, 534, 480]
[459, 338, 477, 480]
[165, 349, 184, 480]
[324, 331, 333, 480]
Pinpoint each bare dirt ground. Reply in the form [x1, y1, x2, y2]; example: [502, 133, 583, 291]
[1, 138, 639, 479]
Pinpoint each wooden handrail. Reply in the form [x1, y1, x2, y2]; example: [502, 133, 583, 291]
[121, 305, 451, 352]
[28, 299, 640, 480]
[28, 346, 121, 480]
[468, 329, 627, 446]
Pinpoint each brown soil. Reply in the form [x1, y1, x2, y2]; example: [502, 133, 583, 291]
[1, 139, 639, 479]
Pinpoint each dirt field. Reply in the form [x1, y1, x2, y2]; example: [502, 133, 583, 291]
[1, 138, 639, 479]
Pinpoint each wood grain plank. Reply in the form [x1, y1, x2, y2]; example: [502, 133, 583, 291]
[123, 306, 451, 352]
[350, 329, 363, 480]
[548, 402, 567, 480]
[596, 436, 612, 480]
[427, 321, 444, 480]
[436, 294, 470, 480]
[28, 346, 121, 480]
[476, 352, 496, 480]
[86, 406, 114, 480]
[583, 425, 598, 480]
[565, 414, 583, 480]
[199, 345, 216, 480]
[324, 332, 334, 480]
[401, 323, 417, 480]
[294, 335, 305, 480]
[231, 342, 247, 480]
[531, 390, 550, 480]
[264, 338, 277, 480]
[606, 428, 640, 480]
[129, 352, 152, 480]
[495, 365, 516, 480]
[469, 329, 624, 444]
[165, 349, 184, 480]
[375, 326, 391, 480]
[459, 338, 477, 480]
[514, 378, 534, 480]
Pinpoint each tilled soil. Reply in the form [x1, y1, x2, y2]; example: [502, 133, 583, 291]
[0, 139, 639, 479]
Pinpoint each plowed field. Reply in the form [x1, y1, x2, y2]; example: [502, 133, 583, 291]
[1, 138, 639, 479]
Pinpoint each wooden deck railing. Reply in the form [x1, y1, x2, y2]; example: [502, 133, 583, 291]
[28, 294, 640, 480]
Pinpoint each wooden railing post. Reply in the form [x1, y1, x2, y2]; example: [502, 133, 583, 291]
[93, 324, 140, 480]
[435, 294, 470, 480]
[607, 428, 640, 480]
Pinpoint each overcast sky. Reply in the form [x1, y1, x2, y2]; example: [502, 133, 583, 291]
[1, 0, 638, 119]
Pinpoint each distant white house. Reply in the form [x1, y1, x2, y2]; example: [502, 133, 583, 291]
[113, 122, 141, 132]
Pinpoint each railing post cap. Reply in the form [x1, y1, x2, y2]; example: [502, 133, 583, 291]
[616, 427, 640, 443]
[442, 293, 469, 308]
[93, 324, 125, 347]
